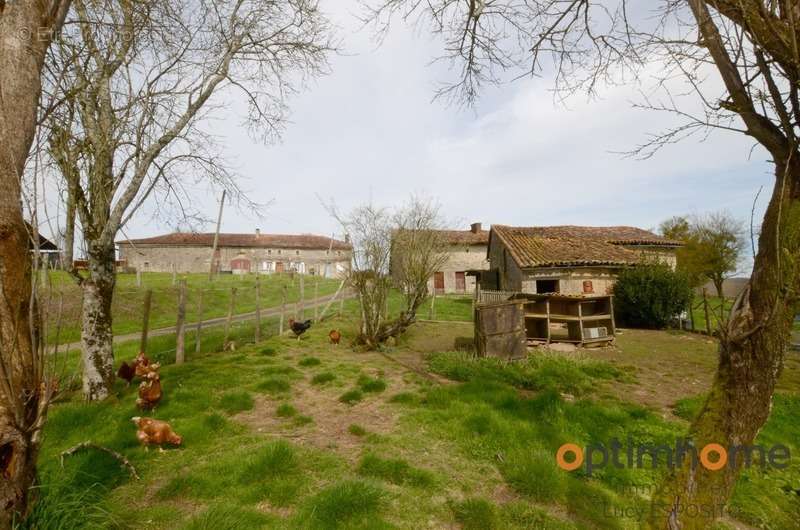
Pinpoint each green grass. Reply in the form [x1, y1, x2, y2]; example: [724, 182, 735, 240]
[356, 454, 435, 488]
[311, 372, 335, 385]
[339, 389, 364, 405]
[40, 271, 341, 344]
[28, 310, 799, 530]
[276, 403, 297, 418]
[357, 375, 387, 393]
[298, 356, 322, 367]
[218, 391, 254, 414]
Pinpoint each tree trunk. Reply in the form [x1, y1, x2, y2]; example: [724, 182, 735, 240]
[0, 4, 68, 526]
[80, 242, 117, 401]
[651, 157, 800, 529]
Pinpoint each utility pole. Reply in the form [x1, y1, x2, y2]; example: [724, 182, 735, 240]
[208, 189, 226, 281]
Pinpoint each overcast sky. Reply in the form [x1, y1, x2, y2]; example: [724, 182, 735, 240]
[123, 2, 772, 271]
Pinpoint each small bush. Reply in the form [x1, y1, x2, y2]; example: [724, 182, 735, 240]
[311, 372, 335, 385]
[613, 263, 693, 329]
[339, 389, 363, 404]
[348, 424, 367, 436]
[276, 403, 297, 418]
[452, 498, 497, 530]
[219, 391, 254, 414]
[357, 454, 435, 488]
[357, 375, 387, 393]
[299, 356, 321, 367]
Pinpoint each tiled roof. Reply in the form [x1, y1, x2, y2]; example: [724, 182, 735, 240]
[117, 232, 352, 251]
[491, 225, 668, 268]
[525, 225, 681, 246]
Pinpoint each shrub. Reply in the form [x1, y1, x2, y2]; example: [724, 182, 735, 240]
[612, 263, 693, 329]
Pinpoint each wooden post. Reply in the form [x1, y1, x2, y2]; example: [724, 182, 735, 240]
[224, 287, 237, 350]
[689, 299, 696, 331]
[208, 189, 226, 281]
[428, 290, 436, 320]
[136, 269, 142, 288]
[195, 289, 203, 353]
[255, 275, 262, 342]
[172, 264, 177, 286]
[299, 275, 305, 319]
[339, 295, 345, 317]
[279, 285, 287, 335]
[703, 288, 712, 335]
[139, 289, 152, 354]
[175, 280, 187, 364]
[317, 279, 346, 322]
[313, 279, 319, 320]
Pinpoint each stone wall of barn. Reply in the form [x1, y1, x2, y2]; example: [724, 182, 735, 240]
[519, 267, 620, 295]
[426, 244, 490, 294]
[117, 244, 351, 278]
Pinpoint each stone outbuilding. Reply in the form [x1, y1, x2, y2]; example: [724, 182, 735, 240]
[429, 223, 491, 294]
[117, 231, 352, 277]
[485, 225, 681, 295]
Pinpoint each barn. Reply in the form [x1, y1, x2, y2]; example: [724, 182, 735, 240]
[485, 225, 681, 295]
[117, 230, 352, 277]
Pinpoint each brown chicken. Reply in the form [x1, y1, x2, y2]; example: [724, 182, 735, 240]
[135, 361, 161, 378]
[329, 329, 341, 345]
[136, 371, 162, 410]
[132, 417, 182, 449]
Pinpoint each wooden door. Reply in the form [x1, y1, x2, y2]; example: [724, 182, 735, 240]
[276, 262, 284, 273]
[455, 271, 466, 292]
[433, 272, 445, 293]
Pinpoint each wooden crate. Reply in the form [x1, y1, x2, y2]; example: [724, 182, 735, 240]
[474, 300, 527, 360]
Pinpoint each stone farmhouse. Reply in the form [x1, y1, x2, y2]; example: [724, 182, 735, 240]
[428, 223, 491, 294]
[485, 225, 681, 295]
[117, 231, 352, 277]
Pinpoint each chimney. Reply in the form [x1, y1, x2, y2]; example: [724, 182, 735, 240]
[255, 228, 261, 238]
[470, 222, 482, 234]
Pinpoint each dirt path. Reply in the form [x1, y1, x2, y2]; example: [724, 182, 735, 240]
[61, 291, 354, 352]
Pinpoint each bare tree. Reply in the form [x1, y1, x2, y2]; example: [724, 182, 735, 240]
[40, 0, 334, 400]
[366, 0, 800, 527]
[328, 196, 448, 349]
[0, 1, 72, 526]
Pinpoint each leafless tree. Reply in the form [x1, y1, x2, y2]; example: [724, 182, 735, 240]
[328, 196, 448, 349]
[366, 0, 800, 527]
[0, 1, 72, 526]
[40, 0, 334, 401]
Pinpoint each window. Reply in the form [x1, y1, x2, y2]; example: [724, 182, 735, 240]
[296, 250, 300, 255]
[536, 279, 559, 294]
[582, 280, 594, 294]
[267, 249, 272, 254]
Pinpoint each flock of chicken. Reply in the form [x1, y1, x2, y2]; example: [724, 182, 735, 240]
[115, 319, 341, 451]
[117, 352, 182, 450]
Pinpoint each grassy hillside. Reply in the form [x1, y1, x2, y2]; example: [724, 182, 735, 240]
[40, 272, 342, 344]
[26, 312, 799, 529]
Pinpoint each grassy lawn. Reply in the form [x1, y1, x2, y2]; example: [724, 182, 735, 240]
[40, 272, 342, 345]
[29, 309, 799, 529]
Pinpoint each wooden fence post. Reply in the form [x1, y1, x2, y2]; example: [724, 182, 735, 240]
[255, 275, 262, 342]
[195, 289, 203, 354]
[428, 290, 436, 320]
[224, 287, 237, 350]
[136, 269, 142, 288]
[299, 275, 305, 319]
[313, 279, 319, 321]
[172, 264, 177, 286]
[279, 285, 287, 335]
[688, 298, 695, 331]
[703, 288, 711, 335]
[175, 280, 187, 364]
[339, 295, 345, 317]
[140, 289, 152, 354]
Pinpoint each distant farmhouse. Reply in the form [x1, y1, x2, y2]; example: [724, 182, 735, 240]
[484, 225, 681, 295]
[428, 223, 491, 294]
[117, 230, 352, 277]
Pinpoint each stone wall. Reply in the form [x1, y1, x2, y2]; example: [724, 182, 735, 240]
[118, 244, 351, 278]
[427, 244, 490, 294]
